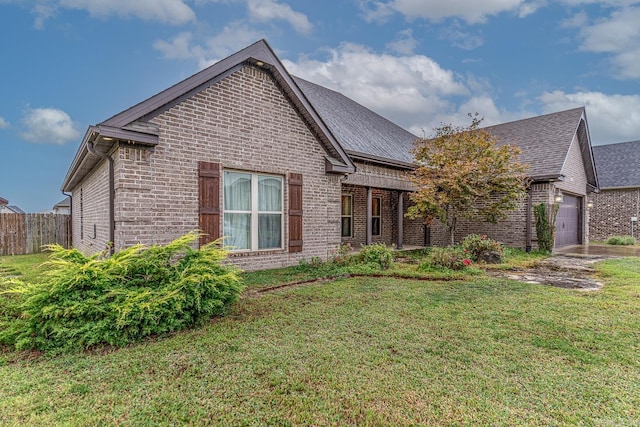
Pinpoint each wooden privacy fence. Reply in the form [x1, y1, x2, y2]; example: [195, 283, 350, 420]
[0, 213, 72, 256]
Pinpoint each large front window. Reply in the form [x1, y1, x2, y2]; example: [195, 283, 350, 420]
[224, 171, 283, 250]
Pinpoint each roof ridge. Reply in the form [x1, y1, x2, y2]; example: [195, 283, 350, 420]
[483, 106, 584, 130]
[593, 139, 640, 148]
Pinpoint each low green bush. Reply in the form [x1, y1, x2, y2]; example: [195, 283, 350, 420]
[357, 243, 394, 270]
[330, 242, 355, 266]
[419, 246, 472, 271]
[0, 232, 244, 352]
[606, 236, 636, 246]
[460, 234, 504, 261]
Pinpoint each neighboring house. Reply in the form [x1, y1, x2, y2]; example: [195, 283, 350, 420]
[590, 140, 640, 240]
[53, 197, 71, 214]
[61, 40, 423, 269]
[0, 197, 25, 214]
[428, 108, 598, 250]
[61, 40, 598, 270]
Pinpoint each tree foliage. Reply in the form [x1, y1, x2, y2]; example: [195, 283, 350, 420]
[407, 114, 529, 245]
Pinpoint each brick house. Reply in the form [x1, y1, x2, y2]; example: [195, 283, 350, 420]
[590, 140, 640, 240]
[428, 108, 599, 250]
[62, 40, 599, 270]
[61, 40, 424, 270]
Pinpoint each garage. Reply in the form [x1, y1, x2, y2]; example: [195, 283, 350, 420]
[555, 194, 582, 248]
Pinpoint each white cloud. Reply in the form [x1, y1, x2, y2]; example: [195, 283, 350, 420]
[0, 117, 9, 129]
[385, 29, 419, 55]
[284, 43, 472, 135]
[27, 0, 195, 26]
[33, 3, 57, 29]
[155, 23, 265, 69]
[154, 32, 206, 61]
[573, 6, 640, 78]
[561, 10, 588, 28]
[538, 90, 640, 144]
[518, 0, 546, 17]
[20, 108, 80, 144]
[560, 0, 640, 6]
[359, 0, 395, 22]
[247, 0, 312, 34]
[439, 21, 484, 50]
[363, 0, 535, 24]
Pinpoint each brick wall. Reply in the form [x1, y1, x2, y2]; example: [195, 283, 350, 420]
[590, 188, 640, 240]
[428, 183, 553, 249]
[72, 157, 111, 254]
[110, 66, 342, 271]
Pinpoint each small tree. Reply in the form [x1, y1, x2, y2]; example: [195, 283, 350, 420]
[407, 114, 529, 245]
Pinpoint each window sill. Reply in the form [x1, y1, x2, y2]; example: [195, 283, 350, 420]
[229, 248, 287, 257]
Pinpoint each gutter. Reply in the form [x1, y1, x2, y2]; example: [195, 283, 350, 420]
[347, 152, 416, 170]
[86, 139, 115, 255]
[61, 190, 72, 246]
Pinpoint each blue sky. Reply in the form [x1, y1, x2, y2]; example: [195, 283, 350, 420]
[1, 0, 639, 212]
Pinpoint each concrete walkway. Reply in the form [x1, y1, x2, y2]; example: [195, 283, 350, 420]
[488, 244, 640, 291]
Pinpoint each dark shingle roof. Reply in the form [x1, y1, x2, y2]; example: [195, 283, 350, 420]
[483, 107, 586, 179]
[53, 197, 71, 208]
[592, 140, 640, 188]
[294, 77, 417, 166]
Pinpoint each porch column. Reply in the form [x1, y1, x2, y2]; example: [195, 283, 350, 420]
[397, 191, 403, 249]
[366, 186, 372, 245]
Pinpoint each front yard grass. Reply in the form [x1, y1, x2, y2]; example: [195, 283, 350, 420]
[0, 253, 49, 284]
[1, 252, 639, 425]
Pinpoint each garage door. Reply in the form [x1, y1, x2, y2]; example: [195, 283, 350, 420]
[555, 194, 581, 248]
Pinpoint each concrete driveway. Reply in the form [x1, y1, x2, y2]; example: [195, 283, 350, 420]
[555, 244, 640, 257]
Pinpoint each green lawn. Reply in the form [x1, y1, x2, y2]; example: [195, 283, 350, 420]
[1, 254, 639, 425]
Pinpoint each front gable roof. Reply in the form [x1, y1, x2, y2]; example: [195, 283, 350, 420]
[62, 39, 356, 192]
[592, 140, 640, 189]
[483, 107, 598, 188]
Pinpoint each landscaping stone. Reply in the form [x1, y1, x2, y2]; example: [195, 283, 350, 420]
[486, 254, 608, 291]
[478, 251, 502, 264]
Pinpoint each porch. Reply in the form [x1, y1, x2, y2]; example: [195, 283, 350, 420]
[339, 184, 428, 250]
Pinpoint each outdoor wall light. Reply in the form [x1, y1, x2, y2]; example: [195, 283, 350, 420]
[554, 189, 564, 203]
[586, 198, 594, 209]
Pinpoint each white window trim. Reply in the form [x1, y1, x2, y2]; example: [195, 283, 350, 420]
[224, 170, 284, 252]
